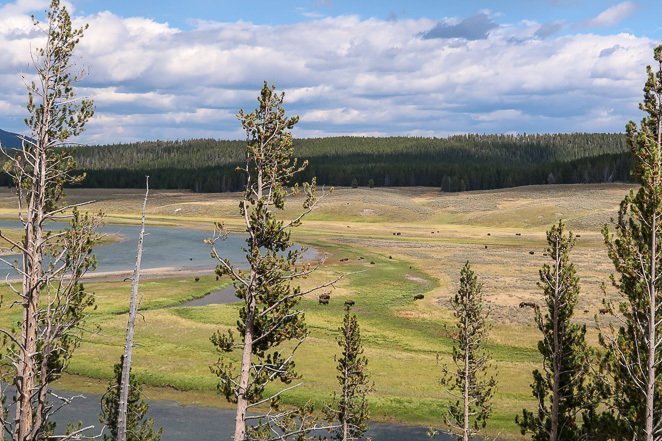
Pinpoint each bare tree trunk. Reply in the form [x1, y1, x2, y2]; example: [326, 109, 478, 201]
[550, 239, 561, 441]
[16, 137, 47, 441]
[342, 357, 349, 441]
[644, 210, 656, 441]
[117, 177, 149, 441]
[463, 314, 470, 441]
[234, 297, 255, 441]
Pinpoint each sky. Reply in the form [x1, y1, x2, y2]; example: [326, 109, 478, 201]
[0, 0, 661, 143]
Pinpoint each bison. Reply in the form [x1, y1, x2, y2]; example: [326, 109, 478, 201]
[414, 294, 424, 300]
[519, 301, 536, 308]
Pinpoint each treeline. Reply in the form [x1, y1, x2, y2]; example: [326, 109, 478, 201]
[53, 133, 630, 192]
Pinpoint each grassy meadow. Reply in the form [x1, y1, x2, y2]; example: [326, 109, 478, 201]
[0, 184, 636, 439]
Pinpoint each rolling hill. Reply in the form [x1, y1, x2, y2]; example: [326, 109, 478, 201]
[0, 129, 23, 149]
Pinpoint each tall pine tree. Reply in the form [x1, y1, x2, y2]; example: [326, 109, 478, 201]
[210, 82, 332, 440]
[325, 306, 372, 441]
[598, 44, 662, 441]
[439, 262, 496, 441]
[516, 221, 595, 441]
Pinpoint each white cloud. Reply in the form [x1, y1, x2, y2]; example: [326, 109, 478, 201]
[584, 1, 639, 28]
[0, 1, 656, 143]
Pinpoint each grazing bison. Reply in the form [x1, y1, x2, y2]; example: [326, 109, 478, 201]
[487, 233, 491, 236]
[484, 245, 488, 249]
[516, 233, 522, 236]
[413, 294, 424, 300]
[339, 258, 349, 262]
[194, 277, 200, 282]
[599, 308, 610, 315]
[529, 251, 535, 255]
[344, 300, 355, 307]
[576, 234, 582, 238]
[519, 301, 536, 308]
[370, 261, 376, 265]
[318, 294, 331, 305]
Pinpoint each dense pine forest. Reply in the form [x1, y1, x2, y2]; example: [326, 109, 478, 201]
[0, 133, 632, 192]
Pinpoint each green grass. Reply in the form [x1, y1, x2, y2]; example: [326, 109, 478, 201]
[0, 185, 633, 440]
[31, 243, 537, 439]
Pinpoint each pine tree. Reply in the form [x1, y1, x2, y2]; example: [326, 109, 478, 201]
[439, 262, 496, 441]
[598, 45, 662, 441]
[516, 221, 595, 441]
[100, 361, 162, 441]
[325, 306, 372, 441]
[0, 1, 98, 439]
[209, 82, 332, 440]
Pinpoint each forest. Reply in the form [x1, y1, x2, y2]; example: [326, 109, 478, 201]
[30, 133, 630, 193]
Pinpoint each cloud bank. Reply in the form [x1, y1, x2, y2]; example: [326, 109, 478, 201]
[0, 1, 655, 143]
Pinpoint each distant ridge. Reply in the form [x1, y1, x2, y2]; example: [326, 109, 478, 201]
[0, 129, 23, 149]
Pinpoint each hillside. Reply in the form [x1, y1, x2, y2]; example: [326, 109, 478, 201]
[0, 129, 22, 149]
[0, 133, 633, 192]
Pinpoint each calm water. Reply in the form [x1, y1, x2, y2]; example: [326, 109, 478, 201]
[0, 220, 256, 275]
[49, 389, 439, 441]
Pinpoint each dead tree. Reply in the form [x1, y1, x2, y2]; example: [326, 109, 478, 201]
[116, 178, 149, 441]
[0, 1, 97, 439]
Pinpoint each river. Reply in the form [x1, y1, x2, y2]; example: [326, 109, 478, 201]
[49, 389, 438, 440]
[0, 219, 448, 440]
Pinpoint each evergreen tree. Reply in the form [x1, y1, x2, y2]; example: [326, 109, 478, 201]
[325, 306, 372, 441]
[516, 221, 595, 441]
[598, 45, 662, 441]
[100, 361, 162, 441]
[438, 263, 496, 441]
[210, 82, 331, 440]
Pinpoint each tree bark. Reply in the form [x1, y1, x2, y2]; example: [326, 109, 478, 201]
[550, 237, 561, 441]
[117, 177, 149, 441]
[16, 92, 49, 441]
[233, 296, 256, 441]
[463, 311, 470, 441]
[644, 89, 662, 441]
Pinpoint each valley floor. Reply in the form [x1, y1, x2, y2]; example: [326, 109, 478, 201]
[0, 184, 636, 439]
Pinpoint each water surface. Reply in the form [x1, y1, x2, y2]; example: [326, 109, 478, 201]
[49, 390, 439, 441]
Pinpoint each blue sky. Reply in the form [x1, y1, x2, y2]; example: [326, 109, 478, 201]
[72, 0, 661, 35]
[0, 0, 660, 142]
